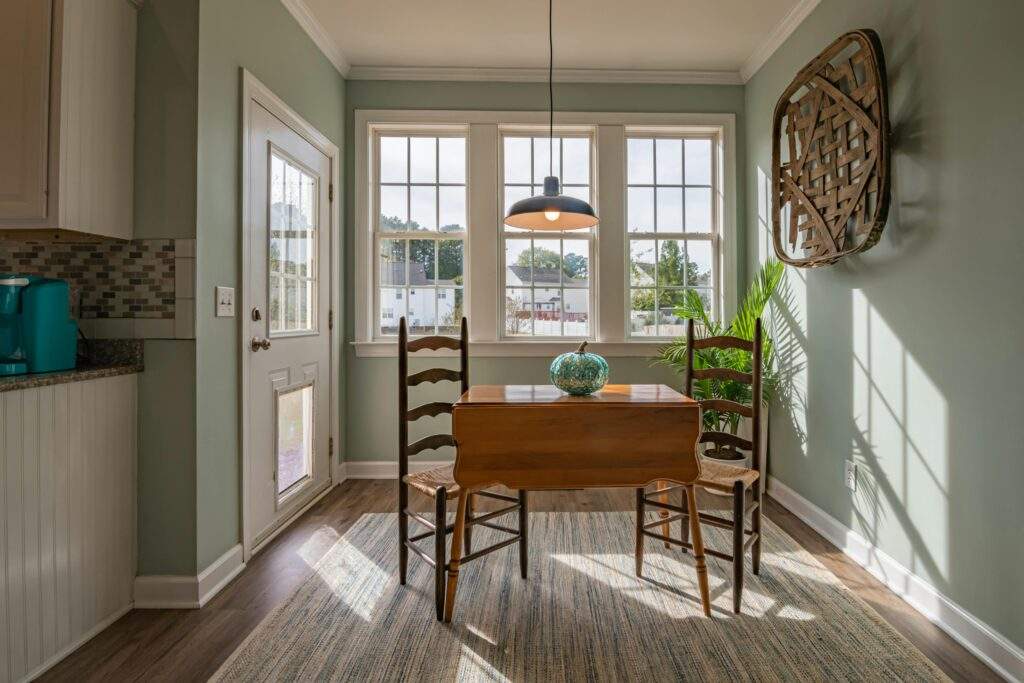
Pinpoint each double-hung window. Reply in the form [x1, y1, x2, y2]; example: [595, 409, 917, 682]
[374, 132, 467, 335]
[626, 134, 718, 337]
[357, 112, 734, 353]
[501, 133, 594, 338]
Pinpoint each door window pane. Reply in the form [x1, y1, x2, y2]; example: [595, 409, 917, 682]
[277, 384, 313, 495]
[269, 150, 317, 335]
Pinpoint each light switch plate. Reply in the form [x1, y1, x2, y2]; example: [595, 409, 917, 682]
[215, 286, 235, 317]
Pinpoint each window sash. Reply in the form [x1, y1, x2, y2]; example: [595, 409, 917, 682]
[372, 130, 468, 338]
[625, 132, 722, 338]
[499, 132, 597, 340]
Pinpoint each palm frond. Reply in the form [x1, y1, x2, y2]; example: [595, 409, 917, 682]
[654, 259, 786, 425]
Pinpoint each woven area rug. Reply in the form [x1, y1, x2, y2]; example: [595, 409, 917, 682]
[214, 512, 947, 682]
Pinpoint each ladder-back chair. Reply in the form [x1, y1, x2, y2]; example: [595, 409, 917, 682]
[637, 317, 764, 614]
[398, 316, 528, 620]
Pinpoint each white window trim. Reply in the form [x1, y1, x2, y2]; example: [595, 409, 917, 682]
[353, 109, 737, 358]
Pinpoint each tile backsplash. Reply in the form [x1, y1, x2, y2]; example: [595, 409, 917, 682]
[0, 239, 175, 318]
[0, 238, 195, 339]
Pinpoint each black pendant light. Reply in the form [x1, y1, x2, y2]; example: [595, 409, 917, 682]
[504, 0, 598, 231]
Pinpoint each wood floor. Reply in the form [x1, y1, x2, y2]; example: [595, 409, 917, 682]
[40, 480, 999, 682]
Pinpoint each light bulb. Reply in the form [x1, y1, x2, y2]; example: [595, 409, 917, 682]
[544, 210, 561, 222]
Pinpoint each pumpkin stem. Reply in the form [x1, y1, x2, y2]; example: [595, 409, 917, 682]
[575, 340, 589, 354]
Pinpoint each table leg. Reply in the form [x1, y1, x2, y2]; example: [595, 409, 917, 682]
[685, 485, 712, 617]
[443, 489, 470, 623]
[657, 480, 671, 548]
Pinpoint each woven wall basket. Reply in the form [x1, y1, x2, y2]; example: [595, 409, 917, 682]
[771, 29, 891, 267]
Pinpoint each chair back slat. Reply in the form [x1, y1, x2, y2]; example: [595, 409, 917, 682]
[682, 318, 765, 475]
[408, 368, 462, 386]
[700, 399, 753, 418]
[407, 336, 462, 352]
[692, 368, 752, 384]
[408, 434, 458, 456]
[700, 430, 753, 451]
[398, 318, 469, 482]
[691, 335, 754, 352]
[407, 401, 454, 421]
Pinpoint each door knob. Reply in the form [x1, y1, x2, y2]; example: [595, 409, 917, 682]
[250, 337, 271, 351]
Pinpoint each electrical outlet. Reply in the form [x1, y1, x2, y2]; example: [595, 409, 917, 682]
[215, 286, 235, 317]
[844, 460, 857, 492]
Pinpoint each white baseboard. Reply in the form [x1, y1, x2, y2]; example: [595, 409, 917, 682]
[768, 476, 1023, 683]
[344, 460, 452, 479]
[17, 603, 133, 683]
[134, 543, 245, 609]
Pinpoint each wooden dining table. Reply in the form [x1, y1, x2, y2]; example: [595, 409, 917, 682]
[444, 383, 709, 622]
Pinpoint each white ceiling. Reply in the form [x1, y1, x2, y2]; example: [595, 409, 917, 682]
[289, 0, 816, 82]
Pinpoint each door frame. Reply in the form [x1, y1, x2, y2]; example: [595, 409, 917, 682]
[239, 69, 343, 562]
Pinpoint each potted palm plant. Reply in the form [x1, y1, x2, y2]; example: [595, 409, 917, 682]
[655, 260, 784, 471]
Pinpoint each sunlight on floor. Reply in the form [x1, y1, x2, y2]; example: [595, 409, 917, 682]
[456, 642, 511, 682]
[298, 525, 388, 622]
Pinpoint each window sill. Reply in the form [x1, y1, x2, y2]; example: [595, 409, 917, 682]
[351, 340, 673, 358]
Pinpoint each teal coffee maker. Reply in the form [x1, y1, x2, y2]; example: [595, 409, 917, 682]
[0, 275, 78, 376]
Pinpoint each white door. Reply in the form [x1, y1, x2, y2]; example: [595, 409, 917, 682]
[246, 101, 332, 549]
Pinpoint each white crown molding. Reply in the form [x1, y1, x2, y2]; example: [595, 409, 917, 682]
[769, 477, 1024, 683]
[740, 0, 822, 82]
[347, 65, 743, 86]
[280, 0, 350, 76]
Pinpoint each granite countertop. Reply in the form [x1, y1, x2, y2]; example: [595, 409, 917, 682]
[0, 339, 144, 393]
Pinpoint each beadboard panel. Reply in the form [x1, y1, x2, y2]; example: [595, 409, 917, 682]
[0, 374, 137, 683]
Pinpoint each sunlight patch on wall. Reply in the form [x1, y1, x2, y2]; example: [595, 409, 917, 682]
[759, 166, 809, 458]
[852, 289, 949, 582]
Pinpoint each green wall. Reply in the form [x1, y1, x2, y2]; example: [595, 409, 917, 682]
[343, 81, 745, 461]
[745, 0, 1024, 648]
[194, 0, 346, 570]
[134, 0, 200, 575]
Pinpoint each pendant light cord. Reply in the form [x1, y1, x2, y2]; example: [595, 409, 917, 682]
[549, 0, 554, 178]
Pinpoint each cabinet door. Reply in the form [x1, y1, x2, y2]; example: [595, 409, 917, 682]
[0, 0, 53, 221]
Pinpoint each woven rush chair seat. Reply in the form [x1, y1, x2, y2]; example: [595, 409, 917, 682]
[403, 464, 461, 499]
[697, 457, 760, 493]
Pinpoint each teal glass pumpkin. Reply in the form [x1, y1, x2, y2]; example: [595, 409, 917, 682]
[550, 341, 609, 396]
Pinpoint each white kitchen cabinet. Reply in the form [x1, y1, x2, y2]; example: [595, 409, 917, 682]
[0, 0, 137, 241]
